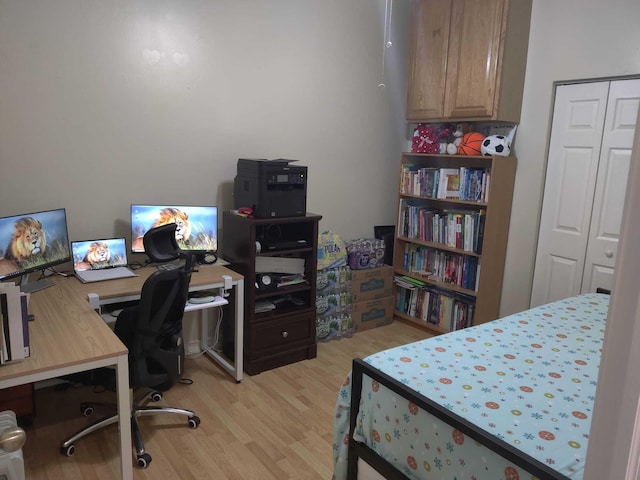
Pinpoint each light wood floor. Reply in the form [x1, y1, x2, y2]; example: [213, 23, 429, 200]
[23, 321, 429, 480]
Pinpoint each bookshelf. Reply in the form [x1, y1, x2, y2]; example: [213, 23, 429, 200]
[393, 153, 516, 333]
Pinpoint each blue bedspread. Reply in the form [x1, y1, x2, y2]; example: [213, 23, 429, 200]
[333, 293, 609, 480]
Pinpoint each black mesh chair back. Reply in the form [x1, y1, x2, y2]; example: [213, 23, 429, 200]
[115, 268, 189, 391]
[143, 223, 180, 263]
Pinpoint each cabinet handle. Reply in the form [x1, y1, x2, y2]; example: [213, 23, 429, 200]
[605, 250, 614, 258]
[281, 331, 288, 338]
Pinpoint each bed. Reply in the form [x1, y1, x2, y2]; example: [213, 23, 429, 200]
[332, 293, 609, 480]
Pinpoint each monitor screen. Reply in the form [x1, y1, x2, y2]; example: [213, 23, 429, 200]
[71, 238, 129, 271]
[0, 208, 71, 281]
[130, 205, 218, 254]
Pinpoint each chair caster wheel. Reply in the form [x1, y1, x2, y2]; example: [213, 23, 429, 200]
[80, 403, 94, 416]
[188, 416, 201, 429]
[150, 391, 163, 402]
[137, 453, 152, 468]
[61, 444, 76, 457]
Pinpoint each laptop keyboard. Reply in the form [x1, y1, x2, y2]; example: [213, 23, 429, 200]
[77, 267, 136, 283]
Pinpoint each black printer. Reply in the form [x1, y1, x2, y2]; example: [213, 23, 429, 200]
[233, 159, 307, 218]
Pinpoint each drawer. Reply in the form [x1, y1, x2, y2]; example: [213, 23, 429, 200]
[250, 312, 314, 353]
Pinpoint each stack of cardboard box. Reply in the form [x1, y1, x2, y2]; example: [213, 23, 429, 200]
[350, 265, 394, 332]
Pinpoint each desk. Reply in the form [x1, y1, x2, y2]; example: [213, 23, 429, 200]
[67, 264, 245, 382]
[0, 278, 133, 480]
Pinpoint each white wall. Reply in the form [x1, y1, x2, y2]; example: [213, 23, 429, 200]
[4, 0, 639, 325]
[501, 0, 640, 315]
[0, 0, 410, 255]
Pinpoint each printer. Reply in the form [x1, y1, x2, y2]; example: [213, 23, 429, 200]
[233, 159, 307, 218]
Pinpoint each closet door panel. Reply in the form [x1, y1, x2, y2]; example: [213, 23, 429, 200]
[583, 264, 615, 294]
[582, 79, 640, 293]
[531, 82, 609, 307]
[536, 255, 579, 305]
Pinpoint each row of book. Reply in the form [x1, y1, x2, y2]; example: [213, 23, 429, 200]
[394, 277, 475, 331]
[0, 283, 31, 364]
[398, 201, 486, 253]
[400, 165, 491, 202]
[402, 244, 480, 292]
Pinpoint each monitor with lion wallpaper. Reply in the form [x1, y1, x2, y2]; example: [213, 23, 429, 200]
[0, 208, 71, 283]
[130, 204, 218, 255]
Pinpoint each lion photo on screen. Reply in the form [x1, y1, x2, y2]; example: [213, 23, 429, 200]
[83, 241, 110, 264]
[4, 217, 47, 261]
[153, 208, 191, 242]
[132, 207, 192, 251]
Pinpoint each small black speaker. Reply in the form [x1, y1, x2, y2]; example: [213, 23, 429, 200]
[255, 273, 277, 292]
[202, 251, 218, 264]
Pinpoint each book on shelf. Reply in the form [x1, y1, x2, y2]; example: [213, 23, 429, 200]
[402, 243, 480, 292]
[437, 168, 460, 199]
[394, 280, 476, 332]
[0, 283, 27, 363]
[0, 294, 6, 363]
[276, 273, 306, 288]
[255, 300, 276, 313]
[393, 275, 430, 290]
[20, 292, 30, 357]
[402, 162, 491, 203]
[474, 210, 486, 254]
[398, 200, 484, 254]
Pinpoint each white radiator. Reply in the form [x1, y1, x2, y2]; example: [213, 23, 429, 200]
[0, 411, 24, 480]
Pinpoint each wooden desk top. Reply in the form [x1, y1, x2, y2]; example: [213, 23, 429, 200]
[0, 278, 127, 383]
[0, 264, 242, 384]
[68, 264, 244, 303]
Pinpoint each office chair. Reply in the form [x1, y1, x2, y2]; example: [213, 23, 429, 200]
[60, 224, 200, 468]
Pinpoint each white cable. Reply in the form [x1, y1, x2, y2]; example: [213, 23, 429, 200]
[379, 0, 393, 89]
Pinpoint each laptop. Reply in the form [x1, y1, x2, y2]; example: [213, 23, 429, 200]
[71, 237, 137, 283]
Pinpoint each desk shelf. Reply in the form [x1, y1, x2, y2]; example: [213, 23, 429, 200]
[184, 296, 229, 312]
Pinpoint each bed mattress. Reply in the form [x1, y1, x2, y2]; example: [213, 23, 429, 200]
[333, 293, 609, 480]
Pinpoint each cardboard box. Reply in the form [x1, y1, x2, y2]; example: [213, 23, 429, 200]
[351, 296, 393, 332]
[349, 265, 393, 302]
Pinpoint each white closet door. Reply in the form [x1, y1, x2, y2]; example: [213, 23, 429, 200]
[530, 82, 609, 307]
[582, 79, 640, 294]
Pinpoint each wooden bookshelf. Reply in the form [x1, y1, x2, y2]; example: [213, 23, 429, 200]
[392, 153, 516, 333]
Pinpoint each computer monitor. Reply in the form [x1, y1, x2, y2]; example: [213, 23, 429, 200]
[0, 208, 71, 292]
[130, 205, 218, 256]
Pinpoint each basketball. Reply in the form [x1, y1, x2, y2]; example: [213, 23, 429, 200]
[457, 132, 485, 156]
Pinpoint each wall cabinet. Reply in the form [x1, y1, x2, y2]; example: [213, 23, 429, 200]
[393, 152, 515, 333]
[406, 0, 532, 123]
[221, 212, 321, 375]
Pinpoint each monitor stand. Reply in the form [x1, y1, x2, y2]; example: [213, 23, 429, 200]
[20, 272, 54, 294]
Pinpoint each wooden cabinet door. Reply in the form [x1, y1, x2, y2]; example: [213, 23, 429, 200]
[406, 0, 451, 122]
[444, 0, 505, 119]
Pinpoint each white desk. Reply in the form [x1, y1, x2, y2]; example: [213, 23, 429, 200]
[0, 279, 132, 480]
[69, 264, 245, 382]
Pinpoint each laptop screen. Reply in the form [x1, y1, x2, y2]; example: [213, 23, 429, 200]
[71, 238, 129, 272]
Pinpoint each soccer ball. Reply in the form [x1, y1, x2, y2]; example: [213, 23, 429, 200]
[481, 135, 511, 156]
